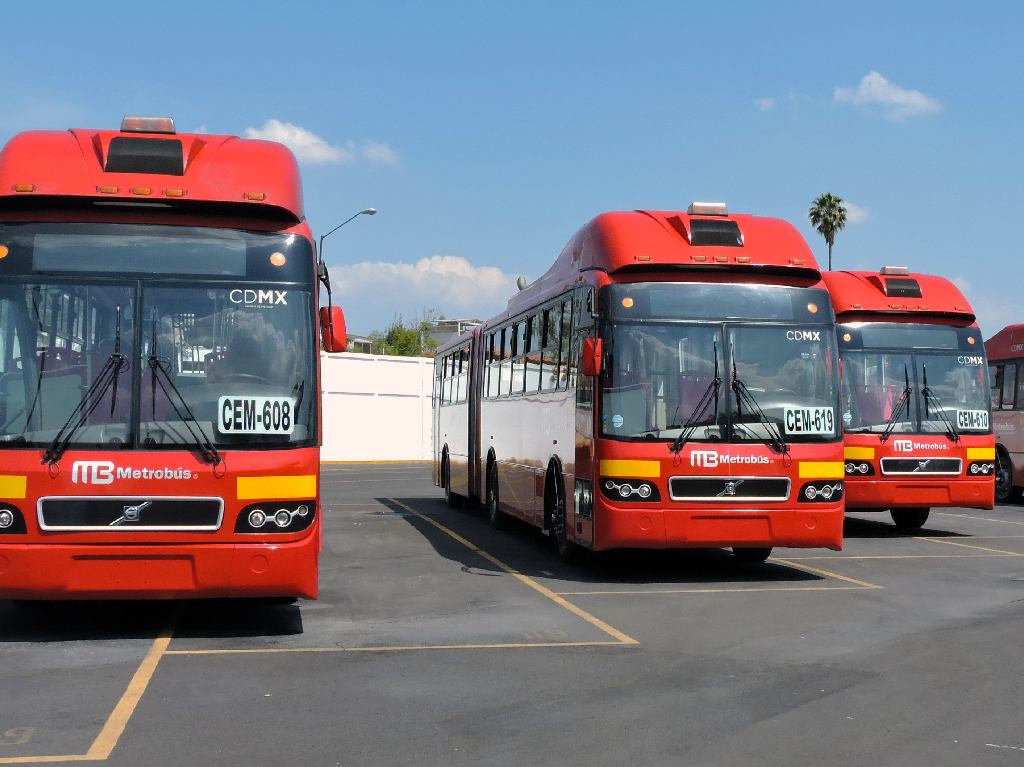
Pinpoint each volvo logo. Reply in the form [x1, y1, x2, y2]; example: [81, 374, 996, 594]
[718, 480, 743, 497]
[914, 461, 931, 473]
[111, 501, 152, 526]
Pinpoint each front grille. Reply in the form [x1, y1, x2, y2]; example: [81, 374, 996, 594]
[668, 476, 790, 502]
[879, 458, 963, 476]
[38, 497, 223, 531]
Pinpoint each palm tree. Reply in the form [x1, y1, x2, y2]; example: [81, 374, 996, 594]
[808, 193, 848, 270]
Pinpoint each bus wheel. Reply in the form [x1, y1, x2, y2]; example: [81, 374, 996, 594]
[996, 451, 1020, 503]
[486, 462, 507, 530]
[891, 508, 930, 529]
[443, 456, 461, 509]
[732, 547, 772, 564]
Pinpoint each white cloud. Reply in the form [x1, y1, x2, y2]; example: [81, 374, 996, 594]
[362, 140, 400, 166]
[333, 255, 519, 332]
[844, 201, 870, 224]
[834, 71, 942, 121]
[754, 97, 775, 112]
[244, 119, 356, 165]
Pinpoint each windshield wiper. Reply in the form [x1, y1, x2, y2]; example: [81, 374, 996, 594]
[146, 314, 222, 465]
[879, 364, 912, 444]
[921, 364, 960, 443]
[43, 306, 128, 465]
[730, 352, 788, 455]
[669, 340, 721, 454]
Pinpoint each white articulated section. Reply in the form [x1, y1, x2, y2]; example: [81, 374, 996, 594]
[320, 352, 434, 461]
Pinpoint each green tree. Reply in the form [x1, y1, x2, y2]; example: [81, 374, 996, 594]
[808, 193, 848, 271]
[372, 315, 439, 357]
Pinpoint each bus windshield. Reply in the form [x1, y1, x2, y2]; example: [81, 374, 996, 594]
[0, 224, 316, 451]
[839, 323, 990, 435]
[599, 283, 839, 443]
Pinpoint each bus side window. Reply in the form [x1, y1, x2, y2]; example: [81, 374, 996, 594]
[501, 326, 513, 397]
[559, 298, 572, 389]
[1002, 363, 1017, 410]
[541, 305, 559, 392]
[1016, 362, 1024, 411]
[459, 346, 469, 403]
[990, 364, 1003, 408]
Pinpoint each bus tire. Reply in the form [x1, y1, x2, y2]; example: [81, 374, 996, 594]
[548, 464, 580, 564]
[443, 453, 461, 509]
[732, 547, 772, 564]
[486, 460, 508, 530]
[996, 449, 1020, 503]
[891, 507, 930, 529]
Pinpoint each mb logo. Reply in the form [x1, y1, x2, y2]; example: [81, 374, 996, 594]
[690, 451, 719, 468]
[893, 439, 914, 453]
[71, 461, 115, 485]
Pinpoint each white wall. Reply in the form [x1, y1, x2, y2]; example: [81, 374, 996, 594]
[320, 352, 434, 461]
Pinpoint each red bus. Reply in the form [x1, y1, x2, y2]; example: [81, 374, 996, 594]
[0, 116, 347, 600]
[823, 268, 994, 528]
[984, 324, 1024, 502]
[435, 203, 845, 562]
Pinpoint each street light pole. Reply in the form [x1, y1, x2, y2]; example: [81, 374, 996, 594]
[318, 207, 377, 265]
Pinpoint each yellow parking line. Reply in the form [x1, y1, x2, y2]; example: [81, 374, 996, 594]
[769, 557, 883, 589]
[781, 553, 1022, 560]
[932, 510, 1024, 527]
[166, 640, 627, 656]
[914, 537, 1024, 556]
[556, 585, 865, 596]
[0, 618, 176, 764]
[386, 498, 638, 645]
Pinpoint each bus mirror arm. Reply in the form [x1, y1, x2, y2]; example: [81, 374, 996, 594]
[582, 338, 602, 377]
[320, 306, 348, 354]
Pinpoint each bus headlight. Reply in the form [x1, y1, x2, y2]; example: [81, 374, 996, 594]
[968, 461, 994, 476]
[0, 504, 26, 534]
[248, 509, 267, 528]
[799, 481, 843, 503]
[236, 501, 317, 533]
[599, 478, 660, 503]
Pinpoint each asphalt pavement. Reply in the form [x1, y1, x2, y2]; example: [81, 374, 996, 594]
[2, 463, 1023, 766]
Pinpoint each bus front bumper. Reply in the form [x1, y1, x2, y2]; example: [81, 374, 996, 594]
[593, 503, 844, 551]
[845, 478, 994, 510]
[0, 537, 318, 600]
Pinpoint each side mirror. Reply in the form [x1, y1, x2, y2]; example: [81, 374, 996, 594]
[581, 338, 602, 377]
[319, 306, 348, 353]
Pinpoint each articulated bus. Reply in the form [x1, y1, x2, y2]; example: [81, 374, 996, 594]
[435, 203, 845, 562]
[823, 268, 993, 529]
[985, 324, 1024, 502]
[0, 117, 348, 600]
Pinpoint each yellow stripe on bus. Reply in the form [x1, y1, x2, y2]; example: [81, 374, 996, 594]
[237, 475, 317, 500]
[966, 447, 995, 460]
[844, 446, 875, 460]
[0, 475, 26, 499]
[599, 460, 661, 478]
[798, 462, 845, 480]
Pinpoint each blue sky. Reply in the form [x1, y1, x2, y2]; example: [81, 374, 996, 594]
[3, 1, 1022, 336]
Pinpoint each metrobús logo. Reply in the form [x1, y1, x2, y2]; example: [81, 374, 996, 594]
[690, 451, 770, 468]
[892, 440, 949, 453]
[71, 461, 197, 485]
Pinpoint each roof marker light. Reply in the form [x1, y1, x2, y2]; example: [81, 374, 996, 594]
[13, 184, 35, 193]
[244, 192, 266, 201]
[163, 188, 185, 198]
[130, 187, 152, 196]
[691, 254, 707, 263]
[687, 201, 728, 216]
[736, 255, 751, 263]
[790, 258, 805, 266]
[880, 266, 909, 275]
[121, 115, 176, 134]
[97, 185, 119, 194]
[634, 254, 651, 262]
[714, 255, 729, 263]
